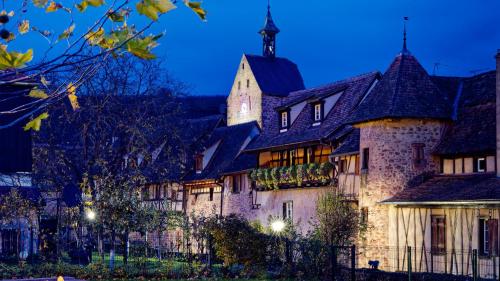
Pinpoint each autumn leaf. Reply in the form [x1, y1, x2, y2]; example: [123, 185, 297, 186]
[46, 1, 62, 12]
[75, 0, 88, 12]
[67, 83, 80, 110]
[136, 0, 176, 21]
[58, 24, 75, 40]
[0, 48, 33, 70]
[184, 0, 206, 21]
[24, 112, 49, 131]
[18, 20, 29, 34]
[28, 89, 48, 99]
[108, 9, 129, 22]
[87, 0, 104, 7]
[126, 35, 161, 59]
[32, 0, 48, 8]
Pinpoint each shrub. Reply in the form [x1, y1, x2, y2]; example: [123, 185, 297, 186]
[207, 214, 268, 267]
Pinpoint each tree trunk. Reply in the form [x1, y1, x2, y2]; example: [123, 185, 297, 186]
[157, 226, 162, 261]
[123, 229, 129, 265]
[109, 229, 116, 271]
[98, 226, 104, 262]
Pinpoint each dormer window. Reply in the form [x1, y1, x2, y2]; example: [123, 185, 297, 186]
[279, 110, 289, 132]
[313, 102, 323, 126]
[195, 154, 203, 173]
[477, 157, 486, 172]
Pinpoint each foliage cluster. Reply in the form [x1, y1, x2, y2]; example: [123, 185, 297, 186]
[249, 162, 334, 190]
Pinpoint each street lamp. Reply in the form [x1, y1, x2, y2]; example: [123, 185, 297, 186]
[271, 219, 285, 233]
[85, 209, 96, 221]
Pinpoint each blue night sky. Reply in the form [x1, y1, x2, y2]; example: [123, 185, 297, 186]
[10, 0, 500, 95]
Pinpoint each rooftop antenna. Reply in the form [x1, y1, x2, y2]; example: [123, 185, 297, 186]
[402, 16, 409, 54]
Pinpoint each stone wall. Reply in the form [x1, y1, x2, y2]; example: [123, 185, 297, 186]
[357, 119, 446, 264]
[227, 55, 263, 127]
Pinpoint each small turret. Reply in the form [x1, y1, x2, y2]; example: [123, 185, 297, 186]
[259, 2, 280, 58]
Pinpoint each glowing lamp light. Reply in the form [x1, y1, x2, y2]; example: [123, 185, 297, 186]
[86, 209, 96, 221]
[271, 219, 286, 233]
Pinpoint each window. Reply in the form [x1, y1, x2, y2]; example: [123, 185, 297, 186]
[412, 143, 425, 168]
[232, 174, 242, 193]
[209, 188, 214, 201]
[246, 79, 250, 88]
[362, 148, 369, 170]
[339, 159, 347, 173]
[238, 81, 241, 90]
[431, 216, 446, 255]
[280, 150, 289, 166]
[355, 155, 360, 175]
[477, 157, 486, 172]
[191, 185, 222, 195]
[480, 218, 498, 256]
[195, 155, 203, 173]
[242, 63, 244, 70]
[283, 201, 293, 221]
[306, 147, 314, 163]
[280, 111, 289, 130]
[314, 145, 332, 164]
[313, 103, 323, 123]
[360, 207, 368, 225]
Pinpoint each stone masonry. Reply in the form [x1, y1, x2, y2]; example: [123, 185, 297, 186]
[357, 119, 446, 266]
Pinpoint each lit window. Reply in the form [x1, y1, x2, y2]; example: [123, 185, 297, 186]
[477, 158, 486, 172]
[280, 111, 288, 129]
[314, 103, 323, 122]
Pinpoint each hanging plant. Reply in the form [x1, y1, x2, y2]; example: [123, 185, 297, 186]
[319, 162, 334, 184]
[296, 164, 305, 187]
[257, 168, 266, 188]
[306, 163, 320, 181]
[264, 168, 273, 190]
[289, 165, 297, 185]
[249, 169, 259, 182]
[270, 167, 280, 189]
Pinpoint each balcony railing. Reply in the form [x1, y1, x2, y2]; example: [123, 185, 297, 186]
[249, 162, 335, 191]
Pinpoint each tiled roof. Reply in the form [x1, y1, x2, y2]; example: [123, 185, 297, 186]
[349, 52, 452, 124]
[434, 71, 496, 156]
[384, 173, 500, 204]
[183, 121, 259, 182]
[246, 72, 379, 151]
[245, 54, 305, 97]
[331, 129, 360, 157]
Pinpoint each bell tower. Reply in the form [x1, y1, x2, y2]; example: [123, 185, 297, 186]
[259, 2, 280, 58]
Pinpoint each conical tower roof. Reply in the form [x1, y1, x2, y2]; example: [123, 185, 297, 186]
[349, 52, 452, 124]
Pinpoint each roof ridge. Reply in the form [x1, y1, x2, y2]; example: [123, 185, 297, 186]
[290, 71, 379, 95]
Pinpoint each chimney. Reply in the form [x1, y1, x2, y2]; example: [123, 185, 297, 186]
[496, 49, 500, 177]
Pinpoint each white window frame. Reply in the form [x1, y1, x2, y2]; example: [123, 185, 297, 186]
[477, 157, 486, 172]
[281, 111, 288, 128]
[283, 200, 293, 221]
[314, 103, 322, 122]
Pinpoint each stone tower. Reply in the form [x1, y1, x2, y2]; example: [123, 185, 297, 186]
[349, 38, 450, 263]
[226, 5, 304, 128]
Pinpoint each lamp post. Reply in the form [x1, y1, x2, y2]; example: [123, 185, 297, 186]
[85, 208, 96, 264]
[271, 219, 285, 233]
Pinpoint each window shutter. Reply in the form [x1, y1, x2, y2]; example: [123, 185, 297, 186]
[489, 219, 499, 256]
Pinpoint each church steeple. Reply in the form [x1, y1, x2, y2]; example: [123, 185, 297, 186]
[259, 1, 280, 58]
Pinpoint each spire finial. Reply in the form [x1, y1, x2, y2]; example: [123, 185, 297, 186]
[402, 16, 409, 54]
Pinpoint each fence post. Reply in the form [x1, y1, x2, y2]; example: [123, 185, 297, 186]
[351, 245, 356, 281]
[331, 245, 337, 281]
[472, 249, 478, 281]
[407, 246, 412, 281]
